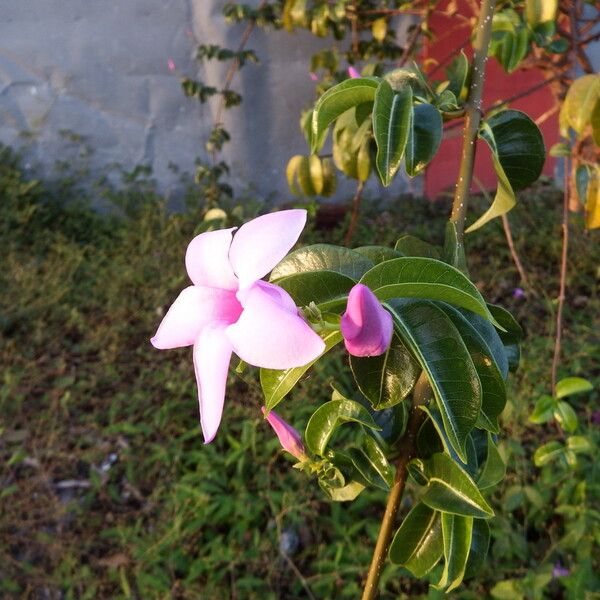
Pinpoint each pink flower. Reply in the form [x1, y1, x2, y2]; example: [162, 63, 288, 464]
[348, 66, 361, 79]
[341, 284, 393, 357]
[167, 59, 176, 72]
[309, 72, 318, 82]
[262, 407, 307, 460]
[151, 210, 325, 443]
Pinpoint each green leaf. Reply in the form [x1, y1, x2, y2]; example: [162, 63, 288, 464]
[554, 401, 578, 433]
[549, 142, 571, 158]
[467, 110, 545, 232]
[361, 257, 498, 326]
[274, 270, 355, 309]
[347, 436, 394, 490]
[487, 304, 523, 345]
[566, 435, 592, 454]
[445, 51, 469, 100]
[311, 78, 379, 152]
[436, 513, 474, 592]
[438, 304, 507, 432]
[353, 245, 403, 264]
[350, 333, 420, 409]
[394, 235, 441, 259]
[304, 398, 380, 456]
[533, 441, 563, 467]
[270, 243, 373, 282]
[464, 519, 490, 579]
[528, 394, 555, 424]
[477, 434, 506, 490]
[373, 80, 413, 186]
[422, 453, 494, 518]
[560, 74, 600, 137]
[405, 103, 443, 177]
[389, 504, 443, 577]
[320, 479, 365, 502]
[555, 377, 593, 399]
[261, 330, 343, 411]
[525, 0, 558, 29]
[387, 300, 482, 460]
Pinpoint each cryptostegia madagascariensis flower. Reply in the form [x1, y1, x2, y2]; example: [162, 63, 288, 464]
[151, 209, 325, 443]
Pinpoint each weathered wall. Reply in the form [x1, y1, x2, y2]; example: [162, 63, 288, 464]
[0, 1, 411, 202]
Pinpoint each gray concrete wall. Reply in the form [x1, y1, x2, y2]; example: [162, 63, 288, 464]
[0, 0, 412, 203]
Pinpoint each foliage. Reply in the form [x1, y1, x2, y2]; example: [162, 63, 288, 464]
[2, 150, 598, 597]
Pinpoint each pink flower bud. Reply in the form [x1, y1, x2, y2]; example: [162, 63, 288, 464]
[309, 72, 318, 82]
[167, 59, 176, 72]
[262, 407, 307, 460]
[341, 284, 393, 357]
[348, 66, 360, 79]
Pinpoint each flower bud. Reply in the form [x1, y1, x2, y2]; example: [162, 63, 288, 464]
[341, 284, 393, 357]
[348, 66, 360, 79]
[262, 408, 307, 460]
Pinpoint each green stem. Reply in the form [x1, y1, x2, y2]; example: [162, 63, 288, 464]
[450, 0, 495, 241]
[361, 373, 432, 600]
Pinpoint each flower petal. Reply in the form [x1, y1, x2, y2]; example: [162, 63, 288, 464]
[193, 323, 233, 443]
[226, 283, 325, 369]
[228, 209, 307, 288]
[185, 228, 238, 290]
[261, 407, 307, 460]
[341, 284, 393, 357]
[151, 286, 242, 349]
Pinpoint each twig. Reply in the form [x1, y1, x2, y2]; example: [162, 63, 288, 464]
[344, 180, 364, 246]
[551, 157, 569, 396]
[501, 214, 534, 293]
[281, 552, 317, 600]
[360, 372, 430, 600]
[450, 0, 495, 241]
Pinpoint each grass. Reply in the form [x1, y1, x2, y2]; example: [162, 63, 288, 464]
[0, 147, 598, 599]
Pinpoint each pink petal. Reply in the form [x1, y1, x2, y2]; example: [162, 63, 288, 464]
[185, 228, 238, 290]
[261, 407, 307, 460]
[226, 282, 325, 369]
[193, 323, 233, 443]
[228, 210, 307, 289]
[237, 280, 297, 314]
[348, 66, 360, 79]
[341, 284, 393, 357]
[151, 286, 242, 349]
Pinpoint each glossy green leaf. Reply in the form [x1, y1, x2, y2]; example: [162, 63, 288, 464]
[478, 434, 506, 489]
[387, 300, 482, 460]
[422, 453, 494, 518]
[311, 78, 379, 152]
[533, 441, 563, 467]
[446, 51, 469, 100]
[353, 245, 403, 264]
[347, 436, 394, 490]
[436, 513, 474, 592]
[528, 394, 555, 424]
[438, 304, 507, 432]
[405, 103, 443, 177]
[274, 270, 355, 309]
[464, 519, 490, 579]
[555, 377, 593, 399]
[304, 398, 380, 456]
[554, 401, 578, 433]
[487, 304, 523, 347]
[270, 243, 373, 282]
[389, 504, 443, 577]
[373, 80, 413, 186]
[350, 332, 420, 409]
[361, 257, 498, 326]
[394, 235, 441, 259]
[320, 479, 365, 502]
[261, 330, 343, 411]
[467, 110, 545, 232]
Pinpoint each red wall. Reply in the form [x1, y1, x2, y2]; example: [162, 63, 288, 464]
[423, 1, 559, 198]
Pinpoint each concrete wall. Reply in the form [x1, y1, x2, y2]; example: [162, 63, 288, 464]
[0, 1, 412, 202]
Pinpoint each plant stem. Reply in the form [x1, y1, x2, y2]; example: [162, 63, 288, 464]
[450, 0, 495, 241]
[501, 213, 534, 294]
[344, 180, 364, 246]
[551, 157, 569, 396]
[361, 373, 431, 600]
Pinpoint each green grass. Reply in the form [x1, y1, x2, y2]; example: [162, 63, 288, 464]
[0, 147, 598, 599]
